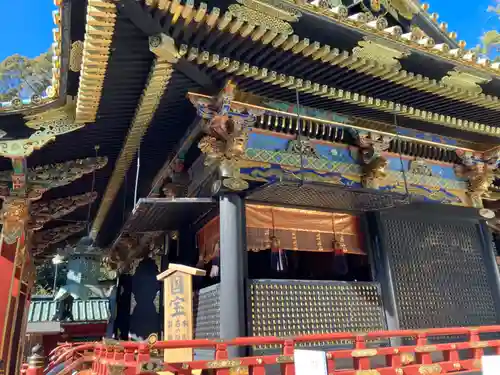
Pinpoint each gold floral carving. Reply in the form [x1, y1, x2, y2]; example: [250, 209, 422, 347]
[1, 198, 30, 245]
[32, 222, 87, 255]
[441, 68, 491, 95]
[197, 81, 252, 191]
[228, 4, 294, 35]
[354, 131, 392, 189]
[236, 0, 300, 22]
[353, 38, 410, 69]
[383, 0, 418, 20]
[24, 98, 84, 137]
[355, 371, 380, 375]
[455, 161, 500, 208]
[29, 192, 98, 230]
[69, 41, 84, 72]
[409, 158, 433, 177]
[29, 156, 108, 189]
[418, 364, 442, 375]
[0, 136, 55, 158]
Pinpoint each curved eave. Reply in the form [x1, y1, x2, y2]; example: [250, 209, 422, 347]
[131, 0, 500, 138]
[289, 2, 500, 79]
[196, 64, 498, 146]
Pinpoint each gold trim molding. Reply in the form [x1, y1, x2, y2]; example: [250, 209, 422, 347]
[75, 0, 117, 123]
[154, 2, 500, 113]
[182, 47, 499, 137]
[90, 59, 173, 238]
[0, 137, 55, 158]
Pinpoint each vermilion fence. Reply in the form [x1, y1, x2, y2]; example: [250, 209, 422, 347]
[25, 326, 500, 375]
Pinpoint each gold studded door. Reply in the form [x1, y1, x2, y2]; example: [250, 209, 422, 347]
[378, 212, 500, 330]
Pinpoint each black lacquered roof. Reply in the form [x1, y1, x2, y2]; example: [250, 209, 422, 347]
[1, 0, 499, 255]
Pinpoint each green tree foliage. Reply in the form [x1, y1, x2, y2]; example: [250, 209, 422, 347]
[34, 261, 67, 296]
[0, 49, 53, 102]
[478, 3, 500, 57]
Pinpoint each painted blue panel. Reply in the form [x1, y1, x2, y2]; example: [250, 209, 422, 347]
[240, 165, 362, 188]
[315, 144, 355, 163]
[247, 132, 289, 151]
[386, 157, 409, 172]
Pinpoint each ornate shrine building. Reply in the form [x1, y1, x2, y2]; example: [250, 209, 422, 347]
[2, 0, 500, 374]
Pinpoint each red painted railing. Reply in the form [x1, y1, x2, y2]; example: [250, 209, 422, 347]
[28, 326, 500, 375]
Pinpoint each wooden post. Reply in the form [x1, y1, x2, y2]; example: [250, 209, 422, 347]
[157, 264, 206, 362]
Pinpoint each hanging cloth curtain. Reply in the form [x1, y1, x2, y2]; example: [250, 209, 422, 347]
[270, 208, 288, 273]
[332, 214, 349, 276]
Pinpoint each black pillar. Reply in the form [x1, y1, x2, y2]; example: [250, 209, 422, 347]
[219, 194, 246, 356]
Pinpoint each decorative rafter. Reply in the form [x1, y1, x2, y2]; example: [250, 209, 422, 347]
[182, 46, 500, 137]
[0, 156, 107, 201]
[74, 0, 117, 123]
[29, 192, 98, 230]
[32, 222, 87, 256]
[90, 59, 173, 239]
[152, 1, 500, 111]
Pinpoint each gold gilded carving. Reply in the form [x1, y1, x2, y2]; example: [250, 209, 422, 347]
[400, 352, 415, 365]
[418, 364, 442, 375]
[32, 222, 87, 255]
[29, 192, 98, 230]
[275, 355, 293, 363]
[229, 366, 249, 375]
[409, 158, 433, 176]
[441, 68, 491, 94]
[149, 34, 180, 63]
[354, 131, 392, 189]
[470, 341, 488, 348]
[1, 198, 29, 245]
[236, 0, 300, 22]
[207, 360, 242, 369]
[228, 5, 294, 35]
[286, 135, 318, 158]
[0, 137, 55, 158]
[414, 345, 437, 352]
[0, 157, 106, 201]
[69, 41, 84, 72]
[455, 160, 499, 208]
[353, 37, 410, 69]
[197, 81, 250, 191]
[351, 349, 378, 357]
[355, 371, 380, 375]
[30, 156, 107, 188]
[383, 0, 418, 20]
[24, 98, 84, 137]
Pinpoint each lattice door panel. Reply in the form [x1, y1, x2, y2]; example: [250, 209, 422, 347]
[382, 217, 498, 329]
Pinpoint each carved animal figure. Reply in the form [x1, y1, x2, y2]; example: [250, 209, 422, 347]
[364, 156, 388, 180]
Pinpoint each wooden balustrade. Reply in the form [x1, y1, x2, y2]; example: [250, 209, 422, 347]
[31, 326, 500, 375]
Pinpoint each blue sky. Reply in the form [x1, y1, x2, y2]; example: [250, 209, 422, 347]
[0, 0, 497, 61]
[430, 0, 497, 50]
[0, 0, 56, 61]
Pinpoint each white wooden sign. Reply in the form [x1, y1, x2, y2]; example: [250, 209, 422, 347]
[482, 355, 500, 375]
[294, 349, 328, 375]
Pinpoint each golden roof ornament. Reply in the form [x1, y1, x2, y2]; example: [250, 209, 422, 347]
[353, 37, 410, 69]
[382, 0, 418, 20]
[441, 68, 491, 95]
[228, 0, 300, 36]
